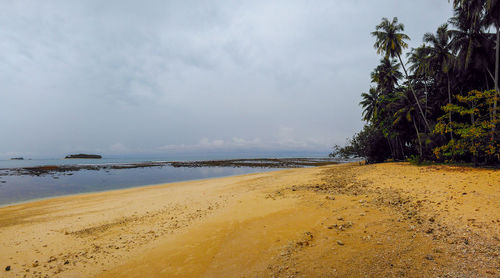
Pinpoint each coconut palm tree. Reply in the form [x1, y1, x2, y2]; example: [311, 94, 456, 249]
[393, 89, 426, 157]
[424, 24, 456, 136]
[371, 58, 403, 93]
[424, 24, 454, 85]
[372, 17, 431, 132]
[485, 0, 500, 133]
[452, 0, 498, 133]
[448, 7, 488, 72]
[360, 87, 379, 122]
[407, 45, 432, 119]
[408, 45, 431, 78]
[450, 0, 485, 25]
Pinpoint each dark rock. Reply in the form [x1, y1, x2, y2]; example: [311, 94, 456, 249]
[65, 154, 102, 159]
[425, 254, 434, 260]
[10, 157, 24, 160]
[5, 266, 10, 271]
[5, 158, 338, 177]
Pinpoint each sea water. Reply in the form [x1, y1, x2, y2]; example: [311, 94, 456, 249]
[0, 165, 279, 207]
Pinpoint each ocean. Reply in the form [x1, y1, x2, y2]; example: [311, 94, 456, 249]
[0, 155, 330, 207]
[0, 150, 329, 168]
[0, 165, 279, 207]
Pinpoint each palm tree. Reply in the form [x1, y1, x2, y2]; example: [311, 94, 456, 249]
[452, 0, 498, 133]
[360, 87, 379, 122]
[393, 89, 425, 156]
[424, 24, 455, 137]
[485, 0, 500, 133]
[408, 45, 431, 78]
[371, 58, 403, 93]
[450, 0, 485, 26]
[407, 45, 431, 119]
[448, 6, 489, 73]
[372, 17, 431, 132]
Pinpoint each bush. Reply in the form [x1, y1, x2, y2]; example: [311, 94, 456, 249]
[433, 90, 499, 165]
[330, 124, 391, 163]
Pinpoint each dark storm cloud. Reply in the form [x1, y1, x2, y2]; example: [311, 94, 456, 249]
[0, 0, 453, 158]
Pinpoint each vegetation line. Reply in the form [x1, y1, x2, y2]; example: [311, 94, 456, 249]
[331, 0, 499, 165]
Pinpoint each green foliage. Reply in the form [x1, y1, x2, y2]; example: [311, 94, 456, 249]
[371, 17, 410, 59]
[330, 124, 391, 164]
[407, 155, 430, 165]
[433, 90, 499, 163]
[334, 1, 500, 165]
[360, 87, 379, 122]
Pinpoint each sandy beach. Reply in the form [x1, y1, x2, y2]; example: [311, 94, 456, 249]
[1, 163, 499, 277]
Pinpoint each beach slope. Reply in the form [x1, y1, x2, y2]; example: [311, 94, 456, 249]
[0, 163, 498, 277]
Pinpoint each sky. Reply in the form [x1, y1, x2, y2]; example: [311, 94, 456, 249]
[0, 0, 453, 159]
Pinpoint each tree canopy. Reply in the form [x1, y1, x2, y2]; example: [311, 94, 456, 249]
[332, 2, 499, 165]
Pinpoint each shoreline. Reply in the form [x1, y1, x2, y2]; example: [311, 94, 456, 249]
[0, 158, 341, 208]
[1, 163, 498, 277]
[0, 167, 287, 209]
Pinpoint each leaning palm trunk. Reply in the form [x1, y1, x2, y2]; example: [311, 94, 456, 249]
[412, 116, 423, 157]
[397, 53, 431, 132]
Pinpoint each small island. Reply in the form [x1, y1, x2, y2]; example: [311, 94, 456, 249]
[65, 154, 102, 159]
[10, 157, 24, 160]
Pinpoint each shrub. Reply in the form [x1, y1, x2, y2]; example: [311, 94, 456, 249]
[330, 124, 391, 163]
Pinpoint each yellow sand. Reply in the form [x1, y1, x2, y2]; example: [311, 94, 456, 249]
[0, 163, 498, 277]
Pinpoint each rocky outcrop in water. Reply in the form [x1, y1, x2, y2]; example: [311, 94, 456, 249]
[0, 158, 339, 177]
[65, 154, 102, 159]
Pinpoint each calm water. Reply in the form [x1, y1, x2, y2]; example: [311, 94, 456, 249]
[0, 166, 279, 207]
[0, 151, 330, 169]
[0, 157, 180, 169]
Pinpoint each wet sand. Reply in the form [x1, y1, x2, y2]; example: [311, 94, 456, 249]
[0, 163, 498, 277]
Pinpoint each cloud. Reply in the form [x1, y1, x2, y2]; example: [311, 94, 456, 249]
[0, 0, 453, 158]
[109, 143, 129, 153]
[158, 137, 262, 152]
[157, 130, 331, 153]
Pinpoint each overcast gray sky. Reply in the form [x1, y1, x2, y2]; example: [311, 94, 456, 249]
[0, 0, 453, 158]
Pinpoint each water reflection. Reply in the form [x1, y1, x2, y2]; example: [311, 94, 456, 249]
[0, 166, 278, 206]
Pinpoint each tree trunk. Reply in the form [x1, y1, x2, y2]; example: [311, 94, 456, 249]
[397, 53, 432, 132]
[471, 104, 475, 125]
[425, 90, 428, 120]
[398, 136, 405, 159]
[494, 26, 499, 136]
[447, 72, 453, 140]
[412, 117, 423, 157]
[423, 69, 428, 119]
[485, 71, 491, 91]
[486, 72, 493, 122]
[386, 137, 395, 160]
